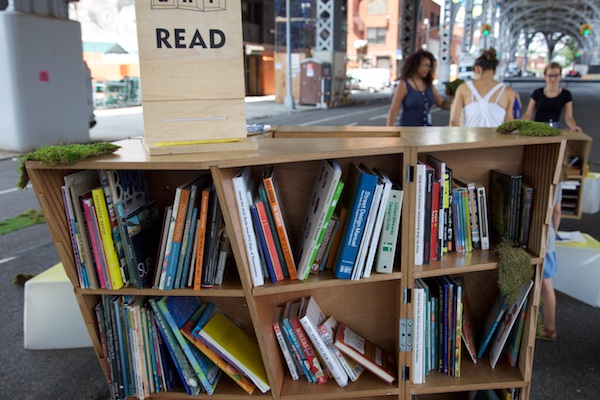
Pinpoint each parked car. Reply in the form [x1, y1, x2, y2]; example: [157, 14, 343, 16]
[566, 70, 581, 78]
[346, 68, 391, 93]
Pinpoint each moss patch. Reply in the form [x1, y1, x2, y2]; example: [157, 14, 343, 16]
[0, 209, 46, 235]
[17, 142, 121, 190]
[496, 241, 533, 305]
[496, 120, 562, 137]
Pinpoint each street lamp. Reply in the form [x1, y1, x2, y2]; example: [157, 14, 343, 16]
[284, 0, 295, 110]
[423, 18, 430, 50]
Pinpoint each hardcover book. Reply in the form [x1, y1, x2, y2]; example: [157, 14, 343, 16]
[363, 168, 393, 277]
[374, 188, 404, 274]
[489, 169, 522, 243]
[334, 322, 397, 384]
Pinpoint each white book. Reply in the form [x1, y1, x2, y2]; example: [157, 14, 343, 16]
[414, 162, 427, 266]
[363, 168, 393, 278]
[318, 315, 364, 382]
[489, 280, 533, 369]
[375, 188, 404, 274]
[299, 296, 349, 387]
[232, 167, 264, 287]
[296, 160, 342, 280]
[412, 281, 425, 384]
[476, 186, 490, 250]
[352, 167, 383, 280]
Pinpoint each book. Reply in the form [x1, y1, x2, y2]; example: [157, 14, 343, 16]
[489, 169, 522, 243]
[477, 293, 507, 359]
[312, 214, 339, 273]
[505, 307, 526, 367]
[148, 298, 202, 396]
[290, 298, 328, 384]
[156, 297, 221, 394]
[201, 186, 224, 288]
[412, 280, 426, 384]
[422, 164, 434, 264]
[430, 179, 440, 261]
[476, 185, 491, 251]
[153, 206, 172, 289]
[174, 179, 202, 289]
[318, 315, 365, 382]
[193, 183, 212, 290]
[232, 166, 264, 287]
[61, 185, 88, 288]
[363, 168, 393, 277]
[195, 310, 270, 393]
[272, 307, 300, 381]
[451, 188, 465, 253]
[82, 196, 111, 289]
[489, 280, 533, 369]
[414, 161, 427, 265]
[281, 301, 313, 382]
[518, 182, 534, 247]
[213, 230, 231, 285]
[374, 188, 404, 274]
[454, 177, 481, 250]
[334, 322, 396, 384]
[445, 166, 455, 253]
[258, 180, 288, 277]
[425, 155, 447, 256]
[296, 160, 343, 280]
[262, 167, 297, 278]
[298, 296, 349, 387]
[121, 200, 162, 288]
[250, 201, 279, 284]
[181, 304, 256, 394]
[460, 283, 478, 364]
[333, 162, 378, 279]
[313, 179, 345, 275]
[254, 195, 284, 282]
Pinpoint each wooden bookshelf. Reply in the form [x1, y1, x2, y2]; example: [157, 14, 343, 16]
[560, 131, 592, 219]
[26, 127, 565, 400]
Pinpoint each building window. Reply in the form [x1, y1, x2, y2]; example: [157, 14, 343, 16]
[367, 27, 387, 44]
[367, 0, 387, 15]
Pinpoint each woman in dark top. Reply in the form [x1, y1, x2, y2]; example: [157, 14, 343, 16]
[523, 62, 582, 131]
[386, 50, 451, 126]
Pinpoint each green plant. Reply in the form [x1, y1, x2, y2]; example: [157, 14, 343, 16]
[0, 209, 45, 235]
[495, 241, 533, 305]
[17, 142, 121, 190]
[445, 79, 464, 97]
[496, 120, 562, 137]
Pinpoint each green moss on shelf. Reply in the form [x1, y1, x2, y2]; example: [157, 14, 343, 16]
[496, 241, 534, 305]
[496, 120, 562, 137]
[17, 142, 120, 190]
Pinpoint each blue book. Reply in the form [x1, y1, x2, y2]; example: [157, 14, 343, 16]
[156, 297, 221, 395]
[250, 202, 278, 284]
[179, 207, 198, 288]
[333, 163, 378, 279]
[477, 294, 506, 359]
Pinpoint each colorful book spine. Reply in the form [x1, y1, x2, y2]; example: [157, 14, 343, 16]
[82, 197, 110, 289]
[92, 187, 125, 289]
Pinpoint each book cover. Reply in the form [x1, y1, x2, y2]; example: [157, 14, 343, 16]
[374, 188, 404, 274]
[477, 294, 507, 359]
[333, 162, 378, 279]
[193, 183, 212, 290]
[422, 164, 434, 265]
[296, 160, 343, 280]
[196, 311, 270, 393]
[255, 196, 285, 281]
[476, 186, 491, 251]
[148, 298, 201, 396]
[454, 177, 481, 250]
[290, 298, 328, 384]
[258, 181, 288, 277]
[298, 296, 349, 387]
[232, 166, 265, 287]
[272, 307, 300, 381]
[425, 155, 447, 256]
[352, 164, 383, 280]
[412, 280, 425, 384]
[201, 187, 224, 288]
[318, 315, 365, 382]
[505, 307, 526, 367]
[518, 182, 534, 248]
[489, 280, 533, 369]
[459, 282, 478, 364]
[251, 202, 279, 284]
[489, 169, 522, 243]
[363, 168, 393, 277]
[334, 322, 397, 384]
[414, 161, 427, 266]
[182, 304, 256, 394]
[281, 301, 313, 382]
[82, 197, 111, 289]
[122, 200, 162, 288]
[312, 179, 345, 275]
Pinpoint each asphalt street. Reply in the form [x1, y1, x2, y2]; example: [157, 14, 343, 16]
[1, 83, 599, 399]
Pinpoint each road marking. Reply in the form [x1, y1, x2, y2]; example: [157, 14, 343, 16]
[299, 105, 389, 126]
[0, 256, 17, 265]
[0, 183, 31, 195]
[346, 122, 358, 126]
[369, 114, 387, 121]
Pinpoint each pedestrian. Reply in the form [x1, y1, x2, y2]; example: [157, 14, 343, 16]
[386, 49, 451, 126]
[538, 155, 567, 342]
[522, 62, 582, 131]
[449, 48, 514, 127]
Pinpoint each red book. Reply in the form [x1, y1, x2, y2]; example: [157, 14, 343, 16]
[430, 180, 440, 261]
[255, 199, 284, 281]
[289, 299, 327, 384]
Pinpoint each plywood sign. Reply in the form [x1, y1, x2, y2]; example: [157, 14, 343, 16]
[135, 0, 255, 155]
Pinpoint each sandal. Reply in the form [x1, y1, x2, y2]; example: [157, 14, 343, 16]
[536, 327, 557, 342]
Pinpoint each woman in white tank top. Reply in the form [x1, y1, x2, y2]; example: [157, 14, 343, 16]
[449, 48, 514, 127]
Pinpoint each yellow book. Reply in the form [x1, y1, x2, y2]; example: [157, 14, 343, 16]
[91, 187, 124, 289]
[196, 311, 270, 393]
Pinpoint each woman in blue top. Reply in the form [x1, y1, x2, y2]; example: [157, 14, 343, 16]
[387, 50, 451, 126]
